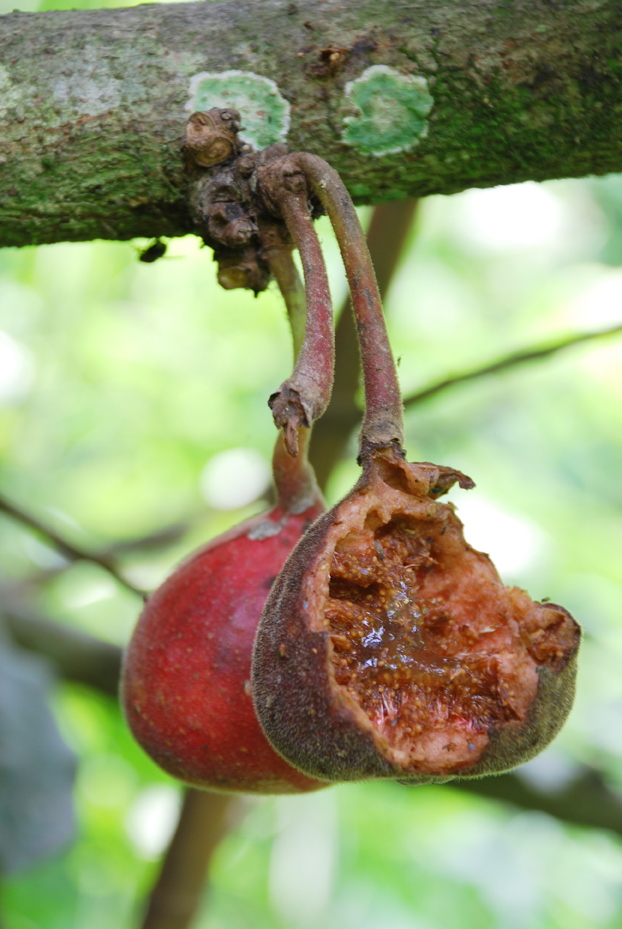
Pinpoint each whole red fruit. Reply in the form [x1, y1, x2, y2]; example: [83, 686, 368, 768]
[121, 447, 327, 794]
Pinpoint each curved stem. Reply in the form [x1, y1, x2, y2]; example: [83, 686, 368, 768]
[310, 200, 419, 487]
[271, 425, 321, 514]
[289, 152, 404, 454]
[256, 215, 324, 510]
[262, 231, 323, 512]
[265, 191, 334, 458]
[264, 244, 306, 363]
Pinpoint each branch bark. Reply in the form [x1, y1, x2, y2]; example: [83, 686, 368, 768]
[140, 789, 233, 929]
[2, 0, 622, 247]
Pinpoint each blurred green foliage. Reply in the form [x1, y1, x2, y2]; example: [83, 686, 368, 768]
[3, 173, 622, 928]
[3, 0, 622, 923]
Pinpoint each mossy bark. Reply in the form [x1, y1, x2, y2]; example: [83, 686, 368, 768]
[1, 0, 622, 247]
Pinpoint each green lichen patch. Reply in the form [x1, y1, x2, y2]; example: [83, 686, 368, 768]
[186, 70, 290, 150]
[0, 64, 26, 119]
[342, 65, 433, 157]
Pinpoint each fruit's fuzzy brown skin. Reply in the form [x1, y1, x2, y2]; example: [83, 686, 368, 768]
[121, 475, 328, 795]
[252, 448, 580, 785]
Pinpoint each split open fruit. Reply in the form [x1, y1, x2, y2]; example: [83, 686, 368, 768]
[252, 448, 579, 782]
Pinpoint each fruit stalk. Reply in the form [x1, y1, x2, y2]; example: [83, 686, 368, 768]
[259, 222, 328, 510]
[285, 152, 404, 454]
[261, 231, 306, 362]
[262, 183, 334, 458]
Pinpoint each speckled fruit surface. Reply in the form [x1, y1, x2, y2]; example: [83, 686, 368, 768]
[121, 498, 327, 794]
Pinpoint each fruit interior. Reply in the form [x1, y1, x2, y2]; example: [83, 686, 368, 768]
[324, 479, 578, 774]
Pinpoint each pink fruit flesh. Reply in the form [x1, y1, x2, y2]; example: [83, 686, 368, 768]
[121, 500, 327, 794]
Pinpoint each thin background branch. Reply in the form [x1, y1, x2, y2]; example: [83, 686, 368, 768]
[0, 493, 146, 597]
[2, 605, 122, 697]
[402, 321, 622, 409]
[140, 789, 234, 929]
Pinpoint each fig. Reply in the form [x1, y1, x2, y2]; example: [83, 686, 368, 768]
[252, 447, 579, 783]
[121, 435, 327, 793]
[252, 155, 581, 784]
[121, 175, 335, 793]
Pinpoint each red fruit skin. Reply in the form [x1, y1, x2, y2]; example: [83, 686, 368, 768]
[121, 500, 327, 794]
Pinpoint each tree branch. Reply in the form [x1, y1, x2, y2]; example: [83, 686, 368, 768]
[102, 522, 189, 557]
[2, 605, 122, 697]
[0, 493, 146, 597]
[402, 321, 622, 409]
[2, 0, 622, 247]
[454, 769, 622, 838]
[140, 789, 234, 929]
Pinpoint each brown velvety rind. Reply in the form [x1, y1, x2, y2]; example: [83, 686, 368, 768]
[252, 453, 580, 784]
[252, 507, 397, 782]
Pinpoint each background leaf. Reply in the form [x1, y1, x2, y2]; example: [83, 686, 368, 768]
[0, 633, 76, 873]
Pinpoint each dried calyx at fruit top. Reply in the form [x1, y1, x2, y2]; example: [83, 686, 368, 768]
[121, 154, 336, 794]
[252, 156, 581, 785]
